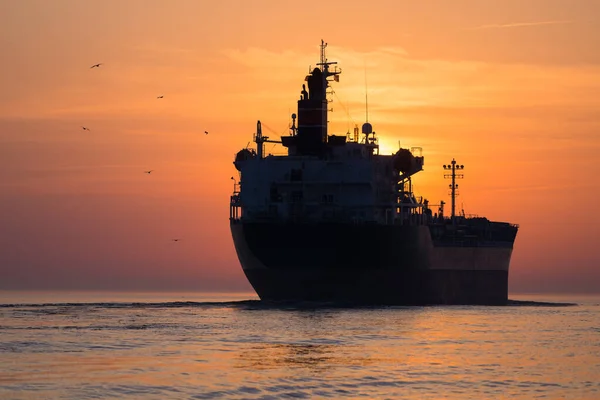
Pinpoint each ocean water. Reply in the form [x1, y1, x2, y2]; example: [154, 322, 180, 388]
[1, 291, 599, 399]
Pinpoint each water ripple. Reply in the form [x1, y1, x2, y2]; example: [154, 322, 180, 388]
[0, 295, 597, 399]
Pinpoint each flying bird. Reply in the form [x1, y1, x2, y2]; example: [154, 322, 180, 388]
[205, 131, 208, 135]
[90, 63, 102, 68]
[172, 238, 180, 242]
[82, 126, 90, 131]
[144, 170, 153, 174]
[157, 95, 164, 99]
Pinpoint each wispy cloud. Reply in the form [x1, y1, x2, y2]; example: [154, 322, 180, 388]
[221, 44, 600, 112]
[468, 20, 573, 30]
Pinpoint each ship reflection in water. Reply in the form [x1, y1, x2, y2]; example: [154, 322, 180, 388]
[235, 311, 342, 371]
[234, 309, 418, 372]
[238, 342, 339, 371]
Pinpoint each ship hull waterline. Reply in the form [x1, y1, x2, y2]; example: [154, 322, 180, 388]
[231, 222, 514, 306]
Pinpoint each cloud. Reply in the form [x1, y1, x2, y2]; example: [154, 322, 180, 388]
[468, 20, 573, 30]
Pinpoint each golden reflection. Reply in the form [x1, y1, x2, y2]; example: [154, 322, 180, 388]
[235, 343, 333, 371]
[2, 299, 600, 399]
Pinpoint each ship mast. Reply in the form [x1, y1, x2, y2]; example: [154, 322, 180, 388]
[443, 159, 465, 221]
[320, 40, 326, 70]
[316, 40, 341, 89]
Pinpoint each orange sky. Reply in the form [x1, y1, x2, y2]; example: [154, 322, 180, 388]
[1, 0, 599, 293]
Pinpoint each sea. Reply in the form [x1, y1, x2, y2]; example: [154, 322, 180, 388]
[0, 291, 598, 399]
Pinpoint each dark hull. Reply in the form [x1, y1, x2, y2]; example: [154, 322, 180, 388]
[242, 268, 508, 305]
[231, 221, 516, 305]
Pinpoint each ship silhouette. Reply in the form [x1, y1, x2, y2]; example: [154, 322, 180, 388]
[230, 41, 518, 305]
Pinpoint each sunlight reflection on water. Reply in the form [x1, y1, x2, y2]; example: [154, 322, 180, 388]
[0, 292, 599, 399]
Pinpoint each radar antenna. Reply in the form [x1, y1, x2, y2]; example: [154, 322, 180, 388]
[316, 39, 341, 86]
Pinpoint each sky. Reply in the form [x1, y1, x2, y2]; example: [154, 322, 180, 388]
[0, 0, 599, 293]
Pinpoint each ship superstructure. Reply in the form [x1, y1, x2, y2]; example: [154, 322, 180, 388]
[230, 41, 518, 305]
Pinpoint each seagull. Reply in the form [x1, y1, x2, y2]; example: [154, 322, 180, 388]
[205, 131, 208, 135]
[90, 63, 102, 68]
[82, 126, 90, 131]
[157, 95, 164, 99]
[144, 170, 153, 174]
[172, 238, 180, 242]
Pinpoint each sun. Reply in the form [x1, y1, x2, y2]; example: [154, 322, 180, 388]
[376, 136, 401, 155]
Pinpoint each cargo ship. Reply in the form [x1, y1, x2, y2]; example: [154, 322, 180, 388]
[230, 41, 518, 305]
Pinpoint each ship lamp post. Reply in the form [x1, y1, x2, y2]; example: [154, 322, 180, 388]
[443, 159, 464, 222]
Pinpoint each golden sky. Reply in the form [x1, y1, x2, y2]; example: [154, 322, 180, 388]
[1, 0, 599, 293]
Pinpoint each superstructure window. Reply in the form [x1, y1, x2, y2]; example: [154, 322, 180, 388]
[291, 191, 303, 203]
[290, 169, 303, 181]
[270, 185, 282, 202]
[321, 194, 334, 204]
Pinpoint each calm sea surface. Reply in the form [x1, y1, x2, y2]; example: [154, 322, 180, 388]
[1, 291, 599, 399]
